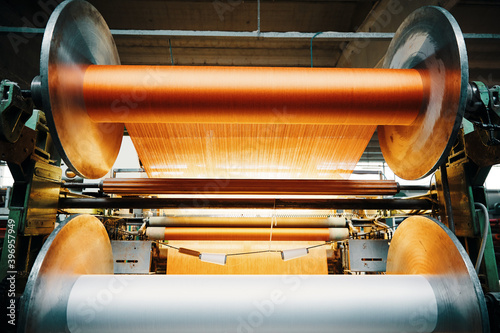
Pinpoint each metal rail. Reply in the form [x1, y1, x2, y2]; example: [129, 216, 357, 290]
[1, 26, 499, 40]
[58, 197, 432, 210]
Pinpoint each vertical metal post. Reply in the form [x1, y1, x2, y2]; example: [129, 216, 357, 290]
[440, 163, 455, 234]
[257, 0, 261, 34]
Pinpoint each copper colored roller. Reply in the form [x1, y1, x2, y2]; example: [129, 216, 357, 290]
[102, 178, 399, 195]
[148, 216, 347, 228]
[145, 227, 349, 241]
[83, 66, 424, 125]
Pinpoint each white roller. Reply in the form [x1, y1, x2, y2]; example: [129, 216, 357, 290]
[281, 248, 309, 261]
[199, 253, 227, 265]
[66, 275, 438, 333]
[145, 227, 165, 240]
[149, 216, 176, 226]
[329, 227, 349, 241]
[325, 216, 346, 227]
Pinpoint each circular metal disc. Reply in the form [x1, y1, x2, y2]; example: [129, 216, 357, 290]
[40, 0, 123, 179]
[387, 216, 488, 333]
[379, 6, 468, 180]
[18, 214, 113, 333]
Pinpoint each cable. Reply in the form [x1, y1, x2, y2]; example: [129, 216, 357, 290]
[474, 202, 490, 272]
[227, 250, 280, 257]
[155, 241, 333, 258]
[155, 240, 179, 251]
[269, 199, 277, 250]
[310, 32, 323, 67]
[168, 39, 174, 65]
[306, 241, 334, 250]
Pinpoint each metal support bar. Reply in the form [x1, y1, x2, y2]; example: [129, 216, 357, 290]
[62, 183, 100, 189]
[112, 168, 145, 179]
[0, 26, 498, 40]
[58, 198, 432, 210]
[257, 0, 261, 34]
[398, 185, 431, 191]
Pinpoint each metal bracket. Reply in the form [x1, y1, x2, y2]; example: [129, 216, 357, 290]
[111, 241, 152, 274]
[0, 80, 33, 143]
[489, 85, 500, 115]
[349, 239, 389, 272]
[473, 81, 490, 107]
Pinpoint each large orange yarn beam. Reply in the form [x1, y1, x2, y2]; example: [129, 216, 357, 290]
[102, 178, 398, 195]
[146, 227, 349, 241]
[83, 66, 424, 125]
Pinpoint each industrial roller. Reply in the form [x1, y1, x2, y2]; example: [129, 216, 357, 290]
[63, 178, 430, 197]
[147, 215, 347, 228]
[144, 226, 350, 241]
[32, 0, 468, 180]
[100, 178, 401, 196]
[19, 214, 489, 332]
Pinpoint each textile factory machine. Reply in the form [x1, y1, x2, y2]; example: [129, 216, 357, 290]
[0, 0, 500, 332]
